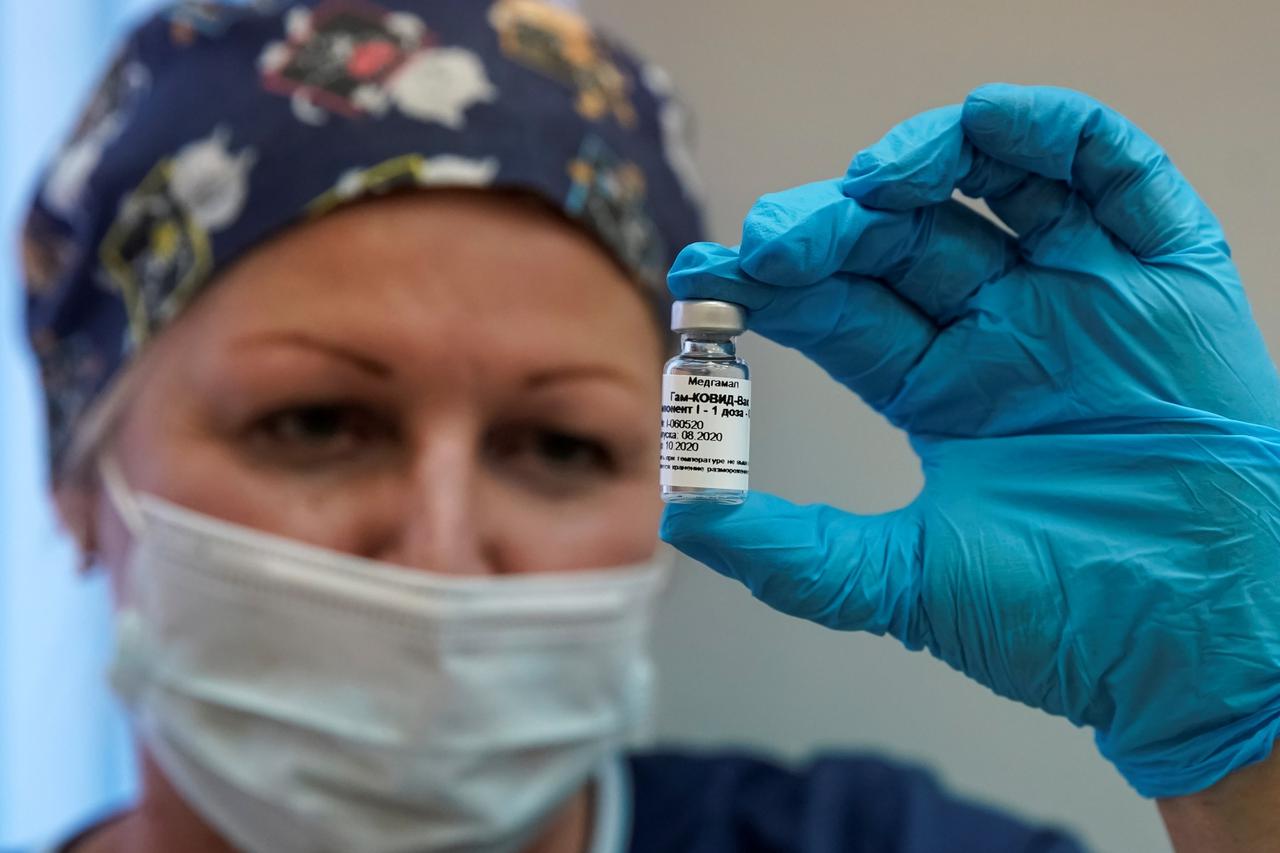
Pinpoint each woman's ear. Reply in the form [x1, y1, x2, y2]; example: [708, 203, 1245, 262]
[54, 480, 99, 573]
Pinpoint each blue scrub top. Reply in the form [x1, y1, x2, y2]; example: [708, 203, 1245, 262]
[40, 750, 1087, 852]
[627, 751, 1086, 853]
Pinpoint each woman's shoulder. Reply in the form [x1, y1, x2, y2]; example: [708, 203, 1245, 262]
[34, 811, 129, 853]
[626, 748, 1086, 853]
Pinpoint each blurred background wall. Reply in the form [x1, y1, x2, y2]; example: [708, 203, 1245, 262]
[2, 1, 1277, 852]
[585, 2, 1280, 852]
[0, 2, 157, 848]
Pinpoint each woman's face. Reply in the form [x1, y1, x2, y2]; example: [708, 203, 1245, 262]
[89, 191, 666, 580]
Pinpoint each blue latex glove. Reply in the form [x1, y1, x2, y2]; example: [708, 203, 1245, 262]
[663, 84, 1280, 798]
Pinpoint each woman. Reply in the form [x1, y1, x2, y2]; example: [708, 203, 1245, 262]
[21, 1, 1280, 851]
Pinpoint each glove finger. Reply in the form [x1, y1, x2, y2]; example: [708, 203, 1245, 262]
[841, 103, 1029, 209]
[669, 242, 936, 411]
[985, 174, 1125, 271]
[661, 491, 924, 640]
[960, 83, 1227, 258]
[738, 178, 1018, 322]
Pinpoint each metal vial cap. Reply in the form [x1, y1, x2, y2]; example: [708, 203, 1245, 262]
[670, 299, 746, 334]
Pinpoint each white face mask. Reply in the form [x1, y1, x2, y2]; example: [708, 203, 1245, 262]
[99, 459, 668, 853]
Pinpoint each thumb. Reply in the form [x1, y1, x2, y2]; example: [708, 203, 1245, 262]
[661, 492, 925, 643]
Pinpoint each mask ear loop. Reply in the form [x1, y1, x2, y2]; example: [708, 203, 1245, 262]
[96, 454, 153, 705]
[97, 454, 145, 538]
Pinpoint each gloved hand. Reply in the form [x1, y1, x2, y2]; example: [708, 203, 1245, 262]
[663, 84, 1280, 798]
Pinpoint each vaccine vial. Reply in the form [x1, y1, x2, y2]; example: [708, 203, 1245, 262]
[660, 299, 750, 504]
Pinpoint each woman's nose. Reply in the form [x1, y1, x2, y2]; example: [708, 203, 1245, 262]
[372, 428, 495, 576]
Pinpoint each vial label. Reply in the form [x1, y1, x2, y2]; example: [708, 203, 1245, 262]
[659, 375, 751, 490]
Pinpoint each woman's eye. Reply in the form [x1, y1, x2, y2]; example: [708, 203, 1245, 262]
[488, 426, 617, 490]
[248, 404, 395, 462]
[533, 431, 613, 471]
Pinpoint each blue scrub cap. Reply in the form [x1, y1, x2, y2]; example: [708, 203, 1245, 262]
[22, 0, 704, 471]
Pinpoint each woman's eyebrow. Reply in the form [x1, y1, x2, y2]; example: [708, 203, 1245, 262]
[524, 365, 646, 389]
[232, 330, 393, 378]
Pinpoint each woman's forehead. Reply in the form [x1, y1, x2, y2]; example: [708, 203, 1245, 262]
[177, 193, 664, 382]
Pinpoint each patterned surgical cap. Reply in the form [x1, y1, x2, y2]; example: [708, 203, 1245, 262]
[22, 0, 704, 471]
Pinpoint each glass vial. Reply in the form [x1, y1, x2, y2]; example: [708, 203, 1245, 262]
[660, 299, 751, 505]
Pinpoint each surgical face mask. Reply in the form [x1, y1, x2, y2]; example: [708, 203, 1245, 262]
[99, 458, 668, 853]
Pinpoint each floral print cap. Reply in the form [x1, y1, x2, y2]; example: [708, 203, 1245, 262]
[23, 0, 704, 470]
